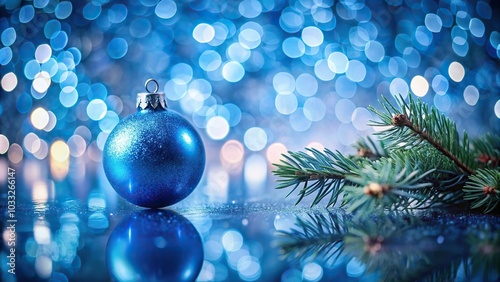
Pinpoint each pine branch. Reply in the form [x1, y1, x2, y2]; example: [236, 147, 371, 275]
[273, 93, 499, 213]
[273, 148, 362, 207]
[369, 95, 476, 175]
[389, 148, 468, 206]
[396, 113, 474, 174]
[472, 134, 500, 168]
[463, 169, 500, 213]
[342, 158, 435, 213]
[273, 144, 468, 212]
[353, 137, 387, 160]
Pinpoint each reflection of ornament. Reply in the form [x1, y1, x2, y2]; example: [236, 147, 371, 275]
[106, 210, 204, 282]
[103, 79, 205, 208]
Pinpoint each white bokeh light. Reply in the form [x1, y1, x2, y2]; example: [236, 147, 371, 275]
[243, 127, 267, 151]
[463, 85, 479, 106]
[410, 75, 429, 97]
[35, 44, 52, 63]
[222, 61, 245, 83]
[33, 71, 51, 93]
[448, 61, 465, 82]
[31, 107, 50, 130]
[206, 116, 230, 140]
[193, 23, 215, 43]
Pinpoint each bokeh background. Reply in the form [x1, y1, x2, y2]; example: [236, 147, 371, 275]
[1, 0, 500, 189]
[1, 0, 500, 281]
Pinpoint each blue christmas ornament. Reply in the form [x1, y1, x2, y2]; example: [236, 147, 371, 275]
[103, 79, 205, 208]
[106, 210, 204, 282]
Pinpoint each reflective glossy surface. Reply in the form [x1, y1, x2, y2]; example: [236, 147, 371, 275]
[3, 199, 500, 282]
[106, 210, 204, 282]
[103, 108, 205, 207]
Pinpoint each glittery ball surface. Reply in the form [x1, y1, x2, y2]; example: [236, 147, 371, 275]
[103, 108, 205, 208]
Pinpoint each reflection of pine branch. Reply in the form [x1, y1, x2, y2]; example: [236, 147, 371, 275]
[275, 211, 347, 262]
[342, 215, 465, 282]
[274, 94, 500, 213]
[417, 259, 464, 282]
[276, 211, 500, 281]
[467, 227, 500, 281]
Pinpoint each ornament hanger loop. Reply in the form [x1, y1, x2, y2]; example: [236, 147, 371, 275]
[145, 78, 159, 93]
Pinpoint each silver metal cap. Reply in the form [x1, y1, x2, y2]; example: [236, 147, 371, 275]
[136, 79, 168, 111]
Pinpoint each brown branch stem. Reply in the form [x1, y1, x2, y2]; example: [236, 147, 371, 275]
[392, 114, 475, 175]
